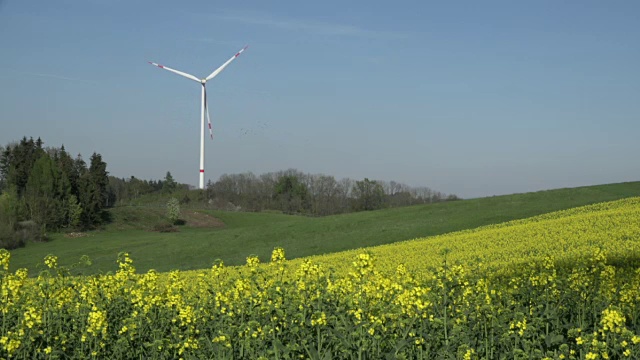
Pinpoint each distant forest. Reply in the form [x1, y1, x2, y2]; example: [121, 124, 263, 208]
[199, 170, 459, 215]
[0, 137, 459, 249]
[110, 169, 459, 215]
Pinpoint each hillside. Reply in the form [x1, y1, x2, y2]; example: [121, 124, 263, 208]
[7, 180, 640, 275]
[286, 196, 640, 275]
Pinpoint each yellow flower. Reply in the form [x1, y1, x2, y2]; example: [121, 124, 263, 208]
[600, 307, 625, 333]
[86, 308, 108, 338]
[0, 249, 10, 271]
[270, 247, 286, 264]
[22, 306, 42, 329]
[311, 312, 327, 326]
[246, 255, 260, 267]
[44, 254, 58, 269]
[463, 349, 476, 360]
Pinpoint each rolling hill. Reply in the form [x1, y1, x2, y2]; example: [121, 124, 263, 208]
[7, 181, 640, 275]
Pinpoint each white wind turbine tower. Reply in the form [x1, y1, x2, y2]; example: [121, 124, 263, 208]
[148, 46, 248, 189]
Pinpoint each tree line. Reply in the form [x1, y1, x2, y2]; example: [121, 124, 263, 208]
[0, 136, 459, 248]
[106, 171, 187, 206]
[203, 169, 459, 216]
[103, 170, 459, 217]
[0, 137, 108, 248]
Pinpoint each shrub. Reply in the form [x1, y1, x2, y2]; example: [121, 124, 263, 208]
[166, 197, 180, 225]
[152, 221, 178, 233]
[16, 220, 48, 243]
[0, 222, 24, 250]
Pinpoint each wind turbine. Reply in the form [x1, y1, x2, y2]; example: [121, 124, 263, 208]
[148, 46, 248, 189]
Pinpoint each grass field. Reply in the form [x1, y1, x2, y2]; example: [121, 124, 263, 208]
[7, 181, 640, 275]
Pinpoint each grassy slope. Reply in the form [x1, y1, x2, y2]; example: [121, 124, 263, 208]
[7, 181, 640, 275]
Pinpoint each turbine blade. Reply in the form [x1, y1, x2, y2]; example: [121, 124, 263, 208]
[148, 62, 201, 82]
[205, 87, 213, 139]
[205, 45, 248, 81]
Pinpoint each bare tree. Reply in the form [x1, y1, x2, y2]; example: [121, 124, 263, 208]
[203, 169, 458, 215]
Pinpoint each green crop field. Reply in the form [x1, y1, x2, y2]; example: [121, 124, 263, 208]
[7, 181, 640, 275]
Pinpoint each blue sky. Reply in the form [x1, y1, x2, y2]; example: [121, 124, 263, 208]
[1, 0, 639, 198]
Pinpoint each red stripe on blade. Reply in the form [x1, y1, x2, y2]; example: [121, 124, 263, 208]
[200, 170, 204, 173]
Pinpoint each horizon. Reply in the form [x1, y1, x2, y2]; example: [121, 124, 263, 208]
[1, 0, 639, 199]
[4, 134, 637, 201]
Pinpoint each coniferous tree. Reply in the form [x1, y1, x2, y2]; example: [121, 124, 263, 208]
[162, 171, 177, 194]
[73, 154, 87, 181]
[0, 137, 45, 196]
[65, 194, 83, 228]
[58, 146, 79, 197]
[0, 138, 118, 241]
[79, 153, 108, 227]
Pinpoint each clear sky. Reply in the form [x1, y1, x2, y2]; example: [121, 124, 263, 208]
[1, 0, 639, 198]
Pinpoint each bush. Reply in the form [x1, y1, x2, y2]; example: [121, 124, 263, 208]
[16, 221, 48, 243]
[0, 222, 25, 250]
[152, 221, 178, 233]
[166, 197, 180, 225]
[0, 221, 49, 249]
[180, 192, 191, 205]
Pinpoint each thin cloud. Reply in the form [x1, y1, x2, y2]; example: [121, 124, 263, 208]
[203, 12, 408, 40]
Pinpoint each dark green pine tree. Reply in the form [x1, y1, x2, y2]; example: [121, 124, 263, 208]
[57, 145, 79, 197]
[162, 171, 178, 194]
[79, 153, 109, 227]
[0, 137, 45, 196]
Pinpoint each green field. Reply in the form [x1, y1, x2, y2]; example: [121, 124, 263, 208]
[7, 181, 640, 275]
